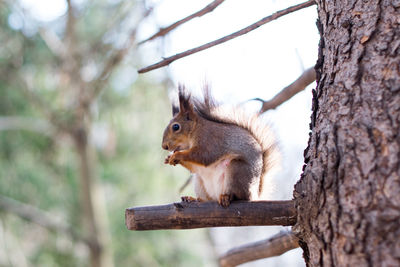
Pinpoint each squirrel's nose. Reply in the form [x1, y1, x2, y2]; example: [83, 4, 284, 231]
[162, 143, 169, 150]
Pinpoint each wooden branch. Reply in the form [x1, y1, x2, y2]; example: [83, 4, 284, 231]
[138, 0, 316, 73]
[125, 200, 296, 231]
[256, 67, 316, 113]
[138, 0, 225, 45]
[219, 231, 299, 267]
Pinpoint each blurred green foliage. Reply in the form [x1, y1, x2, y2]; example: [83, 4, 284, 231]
[0, 1, 213, 266]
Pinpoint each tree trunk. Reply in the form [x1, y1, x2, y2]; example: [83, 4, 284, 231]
[74, 127, 114, 267]
[293, 0, 400, 266]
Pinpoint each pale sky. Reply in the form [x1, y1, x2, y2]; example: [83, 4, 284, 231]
[18, 0, 67, 21]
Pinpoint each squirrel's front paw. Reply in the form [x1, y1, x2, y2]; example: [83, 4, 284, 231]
[164, 154, 172, 164]
[166, 153, 180, 166]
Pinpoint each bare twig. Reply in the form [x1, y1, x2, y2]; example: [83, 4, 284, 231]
[0, 195, 89, 245]
[39, 28, 66, 58]
[138, 0, 316, 73]
[90, 32, 136, 99]
[255, 67, 316, 113]
[65, 0, 76, 48]
[64, 0, 79, 71]
[0, 66, 74, 137]
[5, 73, 71, 133]
[90, 7, 154, 99]
[219, 231, 299, 267]
[125, 200, 296, 230]
[138, 0, 225, 45]
[98, 2, 136, 41]
[0, 116, 54, 136]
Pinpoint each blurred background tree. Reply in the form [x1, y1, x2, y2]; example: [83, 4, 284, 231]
[0, 0, 213, 266]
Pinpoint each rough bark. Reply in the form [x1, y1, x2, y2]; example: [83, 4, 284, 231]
[294, 0, 400, 266]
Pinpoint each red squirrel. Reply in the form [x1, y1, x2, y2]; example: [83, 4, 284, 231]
[162, 85, 277, 207]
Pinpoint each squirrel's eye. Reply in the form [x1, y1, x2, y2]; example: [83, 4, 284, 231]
[172, 123, 180, 132]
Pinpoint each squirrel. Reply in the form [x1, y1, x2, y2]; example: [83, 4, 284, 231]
[162, 85, 277, 207]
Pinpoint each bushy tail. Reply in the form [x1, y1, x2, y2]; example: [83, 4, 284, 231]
[189, 85, 280, 197]
[234, 113, 279, 197]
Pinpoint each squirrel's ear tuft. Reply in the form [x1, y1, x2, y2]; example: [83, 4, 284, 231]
[172, 105, 179, 116]
[178, 84, 194, 116]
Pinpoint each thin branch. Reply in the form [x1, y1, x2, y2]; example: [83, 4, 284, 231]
[65, 0, 76, 49]
[64, 0, 80, 74]
[16, 78, 71, 133]
[138, 0, 316, 73]
[39, 28, 66, 58]
[125, 200, 296, 231]
[219, 231, 299, 267]
[0, 64, 73, 135]
[138, 0, 225, 45]
[255, 67, 316, 113]
[0, 68, 69, 133]
[98, 2, 136, 42]
[90, 6, 154, 99]
[0, 116, 54, 136]
[90, 32, 136, 100]
[0, 195, 89, 245]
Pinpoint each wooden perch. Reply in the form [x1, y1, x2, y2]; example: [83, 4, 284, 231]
[138, 0, 316, 73]
[125, 200, 296, 231]
[219, 231, 299, 267]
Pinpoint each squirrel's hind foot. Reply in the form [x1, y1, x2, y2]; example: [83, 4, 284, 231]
[218, 194, 232, 207]
[181, 196, 199, 203]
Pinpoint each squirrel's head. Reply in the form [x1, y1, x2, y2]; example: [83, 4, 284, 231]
[162, 86, 198, 152]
